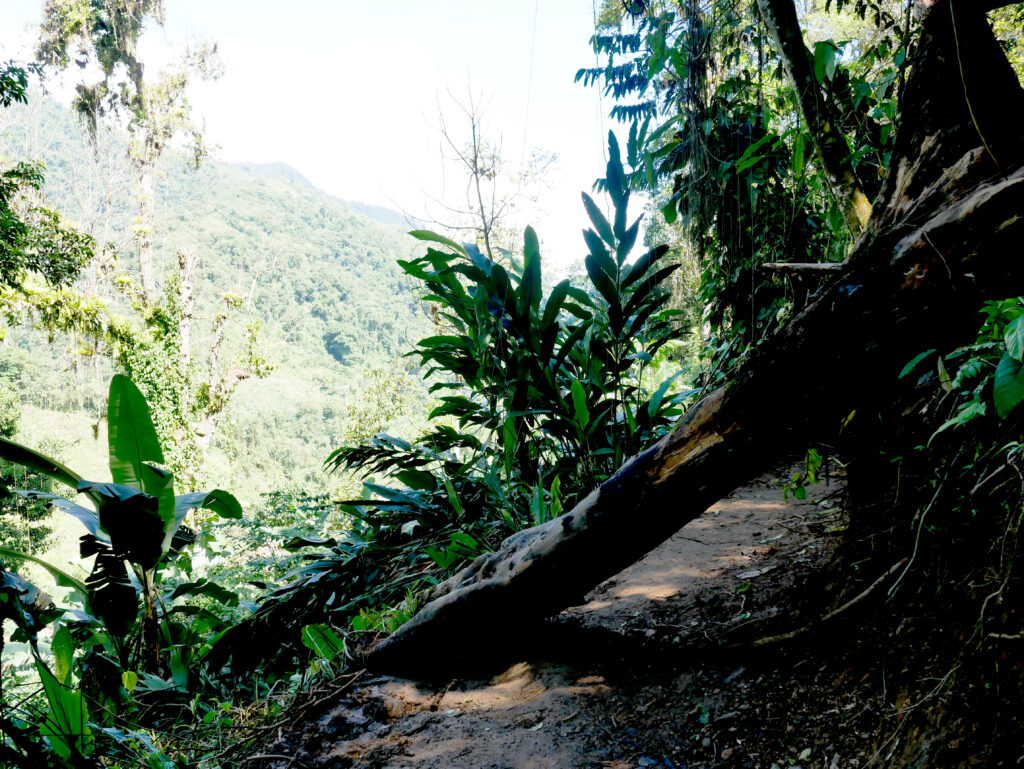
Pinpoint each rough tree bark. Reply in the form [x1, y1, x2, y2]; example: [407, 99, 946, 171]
[193, 294, 252, 461]
[755, 0, 874, 231]
[369, 0, 1024, 672]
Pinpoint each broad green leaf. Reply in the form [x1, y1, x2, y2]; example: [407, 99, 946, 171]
[519, 226, 542, 316]
[936, 356, 952, 392]
[565, 286, 595, 307]
[362, 483, 418, 506]
[449, 531, 479, 553]
[627, 288, 674, 337]
[83, 546, 137, 636]
[169, 649, 189, 688]
[624, 264, 677, 317]
[173, 489, 243, 525]
[792, 132, 806, 176]
[417, 334, 468, 349]
[1005, 316, 1024, 361]
[142, 463, 175, 536]
[616, 217, 641, 265]
[605, 131, 626, 203]
[647, 369, 689, 419]
[424, 546, 458, 570]
[541, 280, 572, 330]
[994, 352, 1024, 418]
[585, 252, 619, 308]
[735, 155, 765, 173]
[735, 134, 773, 166]
[121, 671, 138, 691]
[503, 418, 515, 478]
[397, 258, 429, 279]
[661, 200, 677, 225]
[0, 569, 56, 638]
[622, 245, 669, 289]
[549, 475, 563, 518]
[647, 24, 667, 76]
[552, 323, 590, 375]
[170, 579, 239, 607]
[444, 480, 465, 518]
[490, 263, 515, 306]
[394, 469, 438, 492]
[563, 302, 594, 320]
[134, 672, 183, 692]
[571, 380, 590, 429]
[899, 349, 937, 379]
[582, 227, 611, 264]
[0, 437, 82, 490]
[79, 481, 165, 570]
[581, 192, 614, 247]
[36, 660, 91, 759]
[107, 375, 163, 492]
[281, 535, 337, 550]
[645, 114, 683, 145]
[14, 491, 108, 543]
[612, 179, 629, 240]
[408, 230, 466, 254]
[0, 547, 89, 597]
[52, 625, 74, 685]
[530, 485, 547, 525]
[813, 41, 836, 82]
[930, 400, 988, 443]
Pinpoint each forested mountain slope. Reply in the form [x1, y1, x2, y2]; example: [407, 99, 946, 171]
[0, 96, 430, 499]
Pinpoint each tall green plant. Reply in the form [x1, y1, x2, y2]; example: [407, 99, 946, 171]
[1, 568, 79, 767]
[579, 0, 910, 368]
[331, 132, 688, 502]
[0, 375, 242, 678]
[211, 135, 694, 674]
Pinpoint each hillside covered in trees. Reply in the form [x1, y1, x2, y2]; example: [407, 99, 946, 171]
[2, 95, 430, 499]
[1, 0, 1023, 768]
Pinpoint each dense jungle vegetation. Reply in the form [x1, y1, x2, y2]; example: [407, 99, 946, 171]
[1, 0, 1023, 766]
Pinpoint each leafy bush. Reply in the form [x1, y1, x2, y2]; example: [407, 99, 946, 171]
[0, 375, 244, 765]
[209, 134, 696, 674]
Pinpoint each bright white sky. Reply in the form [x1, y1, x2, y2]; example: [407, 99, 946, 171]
[1, 0, 636, 270]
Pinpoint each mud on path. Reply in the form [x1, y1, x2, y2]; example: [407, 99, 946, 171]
[252, 466, 890, 769]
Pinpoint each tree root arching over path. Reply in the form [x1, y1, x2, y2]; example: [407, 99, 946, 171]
[249, 468, 896, 769]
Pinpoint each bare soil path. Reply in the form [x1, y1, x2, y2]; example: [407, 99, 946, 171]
[252, 466, 888, 769]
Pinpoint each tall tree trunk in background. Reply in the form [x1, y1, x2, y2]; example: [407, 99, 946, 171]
[177, 249, 199, 413]
[369, 0, 1024, 672]
[755, 0, 872, 232]
[193, 295, 253, 472]
[135, 156, 157, 303]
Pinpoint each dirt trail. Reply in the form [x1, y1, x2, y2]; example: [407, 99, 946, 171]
[254, 467, 881, 769]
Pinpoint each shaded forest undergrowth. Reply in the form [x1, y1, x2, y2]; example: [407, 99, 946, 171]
[245, 463, 1022, 769]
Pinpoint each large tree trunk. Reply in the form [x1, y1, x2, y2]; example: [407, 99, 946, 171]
[369, 0, 1024, 672]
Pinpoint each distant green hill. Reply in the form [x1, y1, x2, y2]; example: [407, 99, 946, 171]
[1, 95, 432, 502]
[232, 162, 409, 227]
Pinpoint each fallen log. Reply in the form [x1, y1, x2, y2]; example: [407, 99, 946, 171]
[369, 0, 1024, 671]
